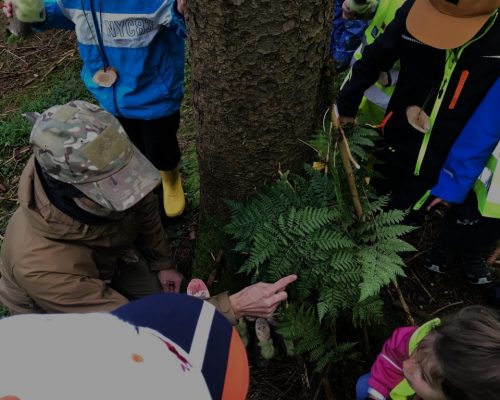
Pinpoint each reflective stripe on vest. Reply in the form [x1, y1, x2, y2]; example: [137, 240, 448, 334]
[349, 0, 405, 124]
[353, 0, 406, 62]
[474, 141, 500, 218]
[363, 69, 399, 110]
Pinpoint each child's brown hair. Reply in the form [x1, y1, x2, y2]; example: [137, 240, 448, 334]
[420, 306, 500, 400]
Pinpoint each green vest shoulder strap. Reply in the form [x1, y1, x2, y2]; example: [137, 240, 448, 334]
[353, 0, 405, 62]
[389, 318, 441, 399]
[365, 0, 406, 46]
[349, 0, 406, 125]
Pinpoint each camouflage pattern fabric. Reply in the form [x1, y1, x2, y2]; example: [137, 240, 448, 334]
[30, 100, 161, 211]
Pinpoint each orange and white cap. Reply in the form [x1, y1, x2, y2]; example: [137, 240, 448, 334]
[0, 294, 249, 400]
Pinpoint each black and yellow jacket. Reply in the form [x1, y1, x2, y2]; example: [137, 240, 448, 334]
[337, 0, 500, 184]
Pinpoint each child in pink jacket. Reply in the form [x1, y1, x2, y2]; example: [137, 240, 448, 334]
[356, 306, 500, 400]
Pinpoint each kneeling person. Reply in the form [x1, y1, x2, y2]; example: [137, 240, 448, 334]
[0, 100, 183, 314]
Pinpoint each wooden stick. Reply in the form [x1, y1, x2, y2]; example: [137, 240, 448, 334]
[41, 49, 76, 81]
[330, 105, 360, 169]
[330, 106, 363, 218]
[4, 48, 28, 65]
[206, 250, 223, 287]
[321, 377, 337, 400]
[339, 137, 363, 218]
[392, 278, 415, 325]
[409, 268, 436, 303]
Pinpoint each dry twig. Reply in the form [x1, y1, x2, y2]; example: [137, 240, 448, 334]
[329, 106, 363, 218]
[392, 277, 415, 325]
[408, 268, 436, 303]
[206, 250, 223, 287]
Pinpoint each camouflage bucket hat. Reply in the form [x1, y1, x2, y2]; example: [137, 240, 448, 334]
[30, 100, 161, 211]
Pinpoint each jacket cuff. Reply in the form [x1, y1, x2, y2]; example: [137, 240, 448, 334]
[336, 96, 359, 118]
[34, 1, 74, 31]
[171, 0, 187, 37]
[206, 292, 237, 325]
[367, 387, 386, 400]
[431, 168, 470, 204]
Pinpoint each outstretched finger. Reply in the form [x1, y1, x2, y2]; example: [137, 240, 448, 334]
[271, 274, 297, 293]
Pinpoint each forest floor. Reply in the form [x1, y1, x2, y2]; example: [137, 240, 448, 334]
[0, 21, 498, 399]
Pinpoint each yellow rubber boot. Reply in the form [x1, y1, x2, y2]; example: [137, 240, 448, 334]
[160, 168, 185, 217]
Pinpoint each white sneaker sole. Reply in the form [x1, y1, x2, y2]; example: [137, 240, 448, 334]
[426, 264, 447, 274]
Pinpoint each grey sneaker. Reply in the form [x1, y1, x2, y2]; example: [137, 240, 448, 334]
[424, 246, 450, 275]
[464, 256, 492, 285]
[425, 260, 449, 274]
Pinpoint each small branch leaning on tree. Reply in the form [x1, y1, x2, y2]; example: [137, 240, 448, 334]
[330, 105, 416, 324]
[330, 105, 363, 219]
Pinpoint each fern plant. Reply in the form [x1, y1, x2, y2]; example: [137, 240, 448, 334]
[225, 121, 415, 375]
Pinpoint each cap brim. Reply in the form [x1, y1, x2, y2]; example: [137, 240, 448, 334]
[75, 145, 161, 211]
[222, 329, 250, 400]
[406, 0, 491, 49]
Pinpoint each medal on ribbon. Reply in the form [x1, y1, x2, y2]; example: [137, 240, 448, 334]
[406, 105, 431, 134]
[93, 67, 119, 88]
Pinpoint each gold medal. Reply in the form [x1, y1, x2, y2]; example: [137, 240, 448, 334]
[406, 105, 431, 134]
[92, 67, 118, 88]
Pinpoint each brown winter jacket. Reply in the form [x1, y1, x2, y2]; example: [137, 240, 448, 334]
[0, 156, 176, 314]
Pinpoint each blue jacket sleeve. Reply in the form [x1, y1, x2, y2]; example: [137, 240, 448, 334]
[158, 0, 186, 37]
[431, 78, 500, 203]
[36, 0, 75, 31]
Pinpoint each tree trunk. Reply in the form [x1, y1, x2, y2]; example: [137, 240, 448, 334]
[185, 0, 333, 281]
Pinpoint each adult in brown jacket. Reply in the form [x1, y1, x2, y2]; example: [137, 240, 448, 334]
[0, 101, 296, 320]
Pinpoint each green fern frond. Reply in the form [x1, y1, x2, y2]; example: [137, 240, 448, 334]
[329, 249, 358, 271]
[225, 120, 414, 375]
[310, 229, 355, 251]
[358, 248, 406, 301]
[373, 225, 415, 242]
[317, 282, 359, 321]
[360, 195, 390, 214]
[376, 238, 417, 254]
[314, 342, 359, 373]
[352, 296, 384, 327]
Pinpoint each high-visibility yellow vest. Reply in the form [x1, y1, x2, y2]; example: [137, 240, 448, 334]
[347, 0, 406, 125]
[474, 142, 500, 218]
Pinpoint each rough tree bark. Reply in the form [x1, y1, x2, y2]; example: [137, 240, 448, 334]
[185, 0, 333, 281]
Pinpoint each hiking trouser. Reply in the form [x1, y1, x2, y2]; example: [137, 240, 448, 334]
[118, 111, 181, 171]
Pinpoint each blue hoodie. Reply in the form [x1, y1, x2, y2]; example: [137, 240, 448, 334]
[40, 0, 186, 120]
[432, 78, 500, 204]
